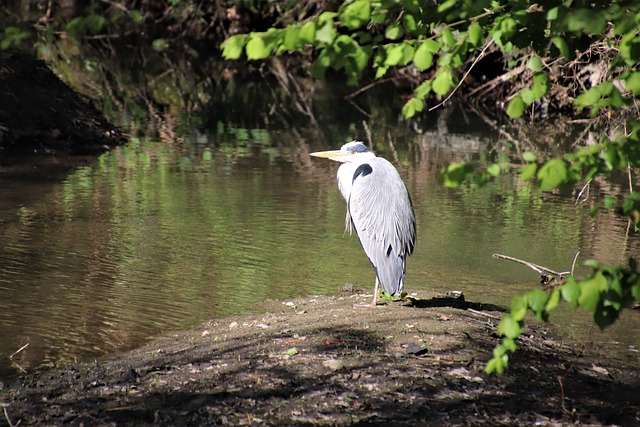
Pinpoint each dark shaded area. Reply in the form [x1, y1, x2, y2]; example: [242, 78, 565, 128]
[405, 291, 507, 313]
[0, 54, 125, 155]
[1, 293, 638, 426]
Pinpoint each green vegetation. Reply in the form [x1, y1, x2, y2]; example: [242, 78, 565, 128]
[221, 0, 640, 374]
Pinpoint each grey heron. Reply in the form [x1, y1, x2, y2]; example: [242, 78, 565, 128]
[310, 141, 417, 306]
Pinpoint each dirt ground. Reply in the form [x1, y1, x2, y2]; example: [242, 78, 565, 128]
[0, 289, 638, 427]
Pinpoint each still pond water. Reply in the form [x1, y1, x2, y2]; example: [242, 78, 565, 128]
[0, 104, 638, 379]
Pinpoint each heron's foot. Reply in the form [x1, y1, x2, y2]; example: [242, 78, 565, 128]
[352, 293, 383, 307]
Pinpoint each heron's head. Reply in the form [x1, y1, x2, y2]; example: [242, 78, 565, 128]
[310, 140, 376, 163]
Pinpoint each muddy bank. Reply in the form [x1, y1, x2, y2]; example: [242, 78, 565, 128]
[0, 290, 638, 426]
[0, 54, 124, 155]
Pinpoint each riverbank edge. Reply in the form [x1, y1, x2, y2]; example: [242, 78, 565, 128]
[0, 290, 638, 426]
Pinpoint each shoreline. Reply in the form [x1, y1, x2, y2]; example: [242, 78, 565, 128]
[1, 290, 638, 426]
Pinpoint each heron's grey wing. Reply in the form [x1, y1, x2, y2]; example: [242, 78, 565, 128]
[348, 158, 416, 295]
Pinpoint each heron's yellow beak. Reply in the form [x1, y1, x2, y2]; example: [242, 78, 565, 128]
[309, 150, 348, 161]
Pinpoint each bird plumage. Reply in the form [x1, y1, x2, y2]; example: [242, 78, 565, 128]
[310, 141, 417, 304]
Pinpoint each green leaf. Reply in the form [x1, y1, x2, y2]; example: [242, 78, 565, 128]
[487, 163, 501, 177]
[553, 37, 571, 59]
[518, 163, 537, 181]
[385, 23, 403, 40]
[152, 38, 169, 52]
[402, 98, 417, 119]
[527, 289, 549, 315]
[486, 355, 506, 375]
[283, 347, 299, 356]
[527, 56, 543, 72]
[566, 8, 606, 34]
[520, 88, 535, 105]
[506, 97, 525, 118]
[401, 44, 415, 66]
[578, 272, 607, 312]
[574, 86, 602, 109]
[413, 42, 434, 71]
[221, 34, 249, 60]
[150, 38, 168, 52]
[319, 11, 338, 24]
[339, 0, 370, 30]
[437, 0, 457, 13]
[603, 196, 617, 209]
[316, 21, 337, 43]
[498, 314, 522, 339]
[384, 44, 405, 66]
[432, 68, 454, 96]
[310, 49, 331, 78]
[561, 278, 581, 308]
[537, 158, 567, 190]
[441, 162, 474, 188]
[631, 281, 640, 302]
[522, 151, 537, 163]
[545, 290, 561, 312]
[415, 80, 432, 98]
[441, 29, 456, 47]
[532, 73, 550, 99]
[246, 37, 270, 60]
[510, 295, 528, 321]
[375, 65, 388, 79]
[403, 14, 417, 33]
[468, 22, 482, 46]
[298, 22, 316, 43]
[423, 39, 440, 53]
[594, 305, 619, 329]
[283, 26, 300, 50]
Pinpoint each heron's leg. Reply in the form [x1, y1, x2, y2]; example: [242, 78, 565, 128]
[370, 277, 379, 306]
[354, 277, 381, 307]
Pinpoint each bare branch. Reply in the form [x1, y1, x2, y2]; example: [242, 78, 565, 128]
[9, 343, 29, 360]
[493, 253, 570, 277]
[429, 38, 496, 111]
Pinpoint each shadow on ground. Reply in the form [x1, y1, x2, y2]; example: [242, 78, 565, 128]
[1, 292, 638, 426]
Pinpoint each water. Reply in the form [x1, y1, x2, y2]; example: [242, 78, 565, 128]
[1, 110, 638, 379]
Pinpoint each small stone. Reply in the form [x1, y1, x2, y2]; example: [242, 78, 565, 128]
[228, 321, 238, 330]
[404, 344, 426, 355]
[283, 301, 295, 307]
[201, 330, 211, 337]
[322, 359, 345, 371]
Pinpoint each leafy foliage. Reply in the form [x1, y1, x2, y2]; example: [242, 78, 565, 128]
[487, 259, 640, 374]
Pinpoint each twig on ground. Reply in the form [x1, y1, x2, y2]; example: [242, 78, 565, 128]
[466, 308, 501, 320]
[1, 402, 20, 427]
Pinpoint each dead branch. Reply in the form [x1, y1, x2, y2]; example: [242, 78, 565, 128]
[467, 63, 527, 98]
[9, 343, 28, 360]
[575, 179, 592, 205]
[429, 38, 495, 111]
[492, 253, 577, 289]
